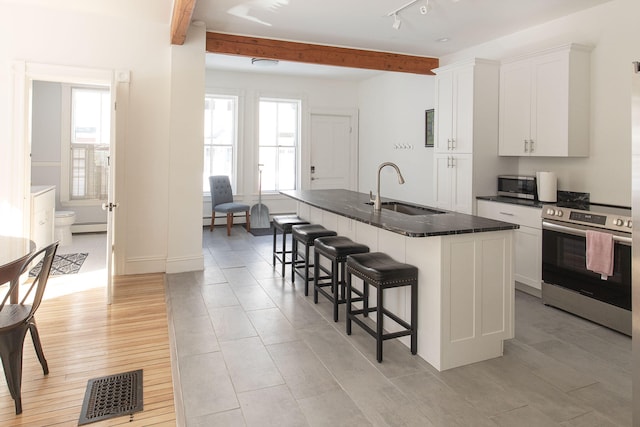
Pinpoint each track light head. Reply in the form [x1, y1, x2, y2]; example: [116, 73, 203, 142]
[392, 13, 402, 30]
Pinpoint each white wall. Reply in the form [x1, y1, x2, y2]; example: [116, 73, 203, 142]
[441, 0, 640, 207]
[204, 68, 361, 217]
[358, 72, 435, 206]
[0, 0, 204, 274]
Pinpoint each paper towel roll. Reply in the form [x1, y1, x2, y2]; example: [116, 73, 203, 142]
[537, 172, 557, 202]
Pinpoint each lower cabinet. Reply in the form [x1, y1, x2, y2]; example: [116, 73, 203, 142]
[433, 153, 473, 214]
[477, 199, 542, 292]
[30, 186, 56, 250]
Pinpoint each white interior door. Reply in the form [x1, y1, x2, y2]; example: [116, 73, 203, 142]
[309, 112, 357, 190]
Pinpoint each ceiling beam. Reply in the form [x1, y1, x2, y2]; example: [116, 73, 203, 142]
[170, 0, 197, 45]
[206, 32, 439, 75]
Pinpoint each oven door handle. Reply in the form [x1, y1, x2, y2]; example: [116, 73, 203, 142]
[542, 220, 632, 245]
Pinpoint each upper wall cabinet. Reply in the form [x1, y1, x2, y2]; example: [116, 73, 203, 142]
[433, 59, 516, 214]
[498, 44, 592, 157]
[434, 61, 476, 154]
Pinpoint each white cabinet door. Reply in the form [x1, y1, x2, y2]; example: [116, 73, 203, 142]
[435, 66, 474, 154]
[453, 66, 474, 154]
[499, 44, 590, 157]
[514, 225, 542, 289]
[531, 52, 569, 156]
[451, 154, 473, 214]
[498, 60, 531, 155]
[434, 154, 472, 214]
[433, 154, 453, 210]
[435, 72, 454, 153]
[30, 187, 55, 250]
[476, 200, 542, 289]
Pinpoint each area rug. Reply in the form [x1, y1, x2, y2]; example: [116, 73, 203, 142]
[78, 369, 143, 425]
[249, 223, 273, 237]
[29, 252, 88, 277]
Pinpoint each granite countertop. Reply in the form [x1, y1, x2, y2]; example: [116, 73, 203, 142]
[281, 189, 519, 238]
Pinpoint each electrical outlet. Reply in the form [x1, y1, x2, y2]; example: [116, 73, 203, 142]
[419, 5, 428, 14]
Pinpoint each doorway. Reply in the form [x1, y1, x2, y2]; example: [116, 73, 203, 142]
[13, 62, 126, 303]
[308, 110, 359, 190]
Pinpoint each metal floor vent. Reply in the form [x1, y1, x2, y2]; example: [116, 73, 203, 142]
[78, 369, 143, 425]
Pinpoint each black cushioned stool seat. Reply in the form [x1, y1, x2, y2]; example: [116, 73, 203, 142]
[291, 224, 337, 296]
[272, 216, 309, 277]
[313, 236, 370, 322]
[346, 252, 418, 362]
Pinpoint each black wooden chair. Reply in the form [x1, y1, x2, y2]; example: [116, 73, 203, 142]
[0, 241, 58, 414]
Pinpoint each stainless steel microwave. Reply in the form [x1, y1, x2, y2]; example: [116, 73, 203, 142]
[497, 175, 537, 200]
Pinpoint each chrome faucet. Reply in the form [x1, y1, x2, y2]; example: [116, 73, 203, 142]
[370, 162, 405, 211]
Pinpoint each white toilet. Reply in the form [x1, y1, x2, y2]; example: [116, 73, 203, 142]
[54, 210, 76, 247]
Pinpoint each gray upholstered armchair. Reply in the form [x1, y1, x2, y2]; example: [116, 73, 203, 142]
[209, 176, 251, 236]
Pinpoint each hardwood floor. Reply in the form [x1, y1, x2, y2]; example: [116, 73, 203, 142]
[0, 272, 175, 426]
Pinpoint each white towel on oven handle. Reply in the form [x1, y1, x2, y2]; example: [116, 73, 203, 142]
[585, 230, 614, 280]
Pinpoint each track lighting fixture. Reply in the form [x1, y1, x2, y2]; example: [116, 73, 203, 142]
[388, 0, 456, 29]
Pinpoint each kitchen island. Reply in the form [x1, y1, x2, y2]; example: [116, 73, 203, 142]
[281, 189, 519, 371]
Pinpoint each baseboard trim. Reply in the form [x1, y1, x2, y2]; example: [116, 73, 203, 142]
[124, 256, 167, 275]
[165, 255, 204, 274]
[71, 223, 107, 233]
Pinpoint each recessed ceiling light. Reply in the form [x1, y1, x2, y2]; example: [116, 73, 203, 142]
[436, 37, 450, 42]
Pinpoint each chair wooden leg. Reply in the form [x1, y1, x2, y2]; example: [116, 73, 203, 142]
[245, 210, 251, 232]
[227, 213, 232, 236]
[210, 212, 215, 232]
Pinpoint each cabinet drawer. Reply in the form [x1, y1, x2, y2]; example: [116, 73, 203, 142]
[477, 199, 542, 229]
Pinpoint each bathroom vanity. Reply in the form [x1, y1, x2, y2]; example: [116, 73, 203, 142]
[30, 185, 56, 250]
[281, 189, 518, 371]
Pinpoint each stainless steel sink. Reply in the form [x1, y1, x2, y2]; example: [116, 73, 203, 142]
[366, 201, 445, 215]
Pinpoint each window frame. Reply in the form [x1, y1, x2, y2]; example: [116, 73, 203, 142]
[59, 83, 111, 207]
[257, 96, 302, 193]
[203, 91, 242, 195]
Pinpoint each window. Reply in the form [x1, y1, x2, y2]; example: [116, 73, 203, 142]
[258, 98, 300, 191]
[68, 86, 110, 201]
[204, 94, 238, 193]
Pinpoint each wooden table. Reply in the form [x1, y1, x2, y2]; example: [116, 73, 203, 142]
[0, 236, 35, 302]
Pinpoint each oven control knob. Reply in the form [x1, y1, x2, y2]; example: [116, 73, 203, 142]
[555, 210, 563, 217]
[614, 218, 624, 226]
[546, 208, 556, 216]
[626, 220, 632, 228]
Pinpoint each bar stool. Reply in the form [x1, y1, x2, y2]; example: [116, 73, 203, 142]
[313, 236, 370, 322]
[346, 252, 418, 363]
[291, 224, 337, 295]
[272, 216, 309, 277]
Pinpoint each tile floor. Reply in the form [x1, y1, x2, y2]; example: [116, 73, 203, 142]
[42, 232, 108, 298]
[164, 226, 632, 427]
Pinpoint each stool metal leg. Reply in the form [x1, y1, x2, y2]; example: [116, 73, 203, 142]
[291, 238, 298, 283]
[272, 227, 277, 267]
[377, 284, 384, 362]
[303, 244, 311, 296]
[331, 258, 339, 322]
[281, 229, 288, 277]
[346, 271, 352, 335]
[411, 280, 418, 355]
[313, 250, 320, 304]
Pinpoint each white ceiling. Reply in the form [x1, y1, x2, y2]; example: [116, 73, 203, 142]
[196, 0, 613, 79]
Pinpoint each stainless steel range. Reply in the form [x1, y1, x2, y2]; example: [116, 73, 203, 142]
[541, 203, 632, 335]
